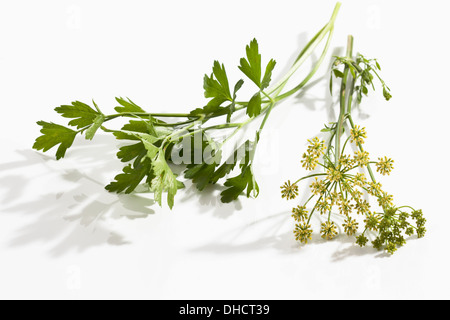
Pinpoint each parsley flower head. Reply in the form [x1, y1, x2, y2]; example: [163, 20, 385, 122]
[294, 223, 313, 244]
[326, 167, 342, 182]
[310, 178, 326, 196]
[350, 125, 367, 144]
[343, 216, 359, 236]
[376, 156, 394, 175]
[281, 180, 299, 200]
[321, 221, 338, 240]
[354, 150, 370, 167]
[292, 205, 308, 222]
[307, 137, 326, 157]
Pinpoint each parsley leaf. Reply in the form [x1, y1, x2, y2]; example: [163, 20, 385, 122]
[203, 61, 233, 106]
[114, 97, 146, 113]
[105, 158, 153, 194]
[220, 140, 259, 202]
[247, 92, 262, 118]
[239, 39, 262, 87]
[113, 120, 153, 140]
[239, 39, 276, 117]
[261, 59, 276, 90]
[117, 142, 147, 163]
[239, 38, 276, 90]
[220, 167, 259, 203]
[151, 150, 179, 209]
[55, 101, 101, 129]
[85, 114, 105, 140]
[33, 121, 78, 160]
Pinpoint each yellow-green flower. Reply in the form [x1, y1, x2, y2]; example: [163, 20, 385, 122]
[307, 137, 326, 157]
[364, 212, 380, 231]
[301, 153, 318, 171]
[367, 181, 383, 196]
[338, 198, 353, 216]
[343, 216, 358, 236]
[356, 234, 369, 247]
[339, 154, 355, 171]
[329, 191, 340, 205]
[376, 156, 394, 175]
[327, 167, 342, 182]
[292, 205, 308, 222]
[294, 223, 313, 244]
[321, 221, 338, 240]
[354, 150, 370, 167]
[310, 177, 326, 196]
[350, 125, 367, 145]
[354, 199, 370, 215]
[377, 191, 394, 209]
[281, 180, 299, 200]
[352, 173, 367, 188]
[316, 198, 331, 215]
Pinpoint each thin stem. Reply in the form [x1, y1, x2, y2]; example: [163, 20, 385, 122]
[347, 114, 377, 184]
[293, 173, 327, 185]
[335, 35, 353, 165]
[274, 23, 336, 102]
[267, 2, 341, 96]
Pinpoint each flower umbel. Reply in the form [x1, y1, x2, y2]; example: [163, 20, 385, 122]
[281, 180, 299, 200]
[284, 45, 425, 255]
[294, 223, 313, 244]
[350, 125, 367, 145]
[376, 156, 394, 175]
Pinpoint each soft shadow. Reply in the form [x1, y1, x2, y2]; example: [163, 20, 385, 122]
[191, 209, 393, 260]
[3, 169, 155, 257]
[271, 32, 310, 85]
[0, 136, 157, 257]
[178, 182, 243, 219]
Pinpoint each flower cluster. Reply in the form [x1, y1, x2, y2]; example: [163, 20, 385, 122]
[282, 49, 425, 255]
[301, 137, 326, 171]
[282, 125, 425, 255]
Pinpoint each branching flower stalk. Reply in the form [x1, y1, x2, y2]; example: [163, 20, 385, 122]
[282, 35, 426, 255]
[33, 3, 342, 209]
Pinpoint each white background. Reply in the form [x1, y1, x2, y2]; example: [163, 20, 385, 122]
[0, 0, 449, 299]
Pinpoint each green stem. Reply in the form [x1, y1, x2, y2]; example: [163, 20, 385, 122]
[267, 2, 341, 96]
[335, 35, 353, 166]
[294, 173, 327, 185]
[347, 114, 377, 184]
[274, 22, 336, 102]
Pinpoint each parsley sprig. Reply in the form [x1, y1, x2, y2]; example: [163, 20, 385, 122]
[33, 3, 342, 209]
[282, 35, 426, 255]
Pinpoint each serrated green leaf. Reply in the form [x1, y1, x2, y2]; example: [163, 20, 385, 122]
[239, 38, 262, 87]
[55, 101, 100, 129]
[247, 92, 262, 117]
[184, 163, 217, 191]
[261, 59, 276, 89]
[33, 121, 78, 160]
[105, 158, 152, 194]
[113, 120, 152, 140]
[189, 104, 229, 119]
[220, 140, 258, 203]
[139, 134, 160, 159]
[220, 167, 258, 203]
[115, 97, 146, 113]
[203, 61, 232, 104]
[151, 150, 179, 209]
[85, 114, 105, 140]
[117, 142, 146, 163]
